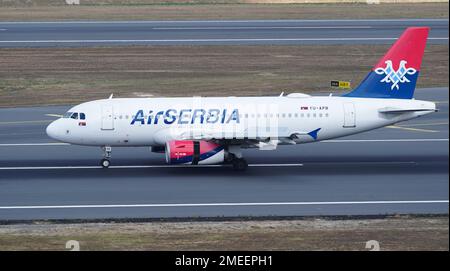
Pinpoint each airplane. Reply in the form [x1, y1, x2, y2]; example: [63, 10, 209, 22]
[46, 27, 437, 171]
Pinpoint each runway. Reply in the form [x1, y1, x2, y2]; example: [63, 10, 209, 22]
[0, 19, 448, 47]
[0, 88, 448, 220]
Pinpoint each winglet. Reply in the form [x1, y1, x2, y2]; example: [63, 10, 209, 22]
[307, 128, 321, 140]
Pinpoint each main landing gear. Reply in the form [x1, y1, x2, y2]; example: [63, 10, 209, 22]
[99, 145, 248, 171]
[232, 157, 248, 171]
[101, 146, 112, 168]
[225, 147, 248, 171]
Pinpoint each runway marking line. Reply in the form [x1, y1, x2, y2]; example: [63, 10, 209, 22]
[0, 37, 447, 43]
[0, 143, 69, 146]
[0, 200, 447, 210]
[386, 125, 439, 133]
[0, 120, 52, 125]
[0, 161, 436, 171]
[1, 19, 448, 24]
[0, 139, 448, 147]
[398, 122, 448, 127]
[322, 138, 449, 143]
[152, 26, 373, 30]
[0, 163, 304, 170]
[45, 114, 63, 118]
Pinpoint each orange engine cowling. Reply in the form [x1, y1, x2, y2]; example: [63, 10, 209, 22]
[165, 140, 225, 165]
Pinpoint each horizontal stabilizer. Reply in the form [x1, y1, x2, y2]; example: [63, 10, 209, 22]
[378, 107, 437, 114]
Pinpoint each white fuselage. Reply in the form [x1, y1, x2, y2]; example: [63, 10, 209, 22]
[46, 94, 436, 147]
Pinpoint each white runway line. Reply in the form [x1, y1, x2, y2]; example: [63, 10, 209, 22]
[0, 37, 447, 44]
[0, 143, 69, 146]
[0, 161, 425, 171]
[0, 120, 52, 125]
[0, 138, 448, 147]
[152, 26, 373, 30]
[45, 114, 63, 118]
[385, 125, 439, 133]
[1, 19, 448, 24]
[0, 163, 304, 170]
[0, 200, 447, 210]
[400, 122, 449, 127]
[322, 138, 449, 143]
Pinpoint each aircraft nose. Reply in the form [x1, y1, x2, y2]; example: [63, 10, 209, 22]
[46, 120, 62, 141]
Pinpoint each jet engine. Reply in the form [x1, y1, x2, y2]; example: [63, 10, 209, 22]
[165, 140, 225, 165]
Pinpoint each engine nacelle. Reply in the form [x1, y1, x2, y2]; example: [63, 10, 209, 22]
[165, 140, 224, 165]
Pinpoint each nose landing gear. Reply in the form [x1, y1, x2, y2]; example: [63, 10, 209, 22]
[101, 146, 112, 168]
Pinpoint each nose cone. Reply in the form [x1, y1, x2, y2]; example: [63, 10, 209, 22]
[46, 120, 63, 141]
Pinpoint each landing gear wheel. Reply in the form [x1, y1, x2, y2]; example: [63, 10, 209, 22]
[232, 158, 248, 171]
[225, 153, 236, 164]
[101, 159, 111, 168]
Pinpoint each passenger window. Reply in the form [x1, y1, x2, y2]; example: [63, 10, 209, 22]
[71, 113, 79, 119]
[80, 113, 86, 120]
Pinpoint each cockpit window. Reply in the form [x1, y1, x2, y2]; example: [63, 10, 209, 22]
[63, 112, 85, 119]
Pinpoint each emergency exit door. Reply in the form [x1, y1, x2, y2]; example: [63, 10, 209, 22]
[101, 105, 114, 130]
[343, 103, 356, 128]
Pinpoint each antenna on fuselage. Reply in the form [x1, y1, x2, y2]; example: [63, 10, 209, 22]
[279, 92, 284, 97]
[108, 93, 114, 99]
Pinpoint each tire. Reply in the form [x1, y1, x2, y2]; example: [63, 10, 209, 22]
[101, 159, 111, 168]
[232, 158, 248, 171]
[225, 153, 236, 164]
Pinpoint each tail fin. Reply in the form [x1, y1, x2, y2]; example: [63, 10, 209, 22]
[343, 27, 429, 99]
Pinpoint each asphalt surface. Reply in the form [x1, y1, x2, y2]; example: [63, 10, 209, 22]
[0, 88, 448, 220]
[0, 19, 448, 47]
